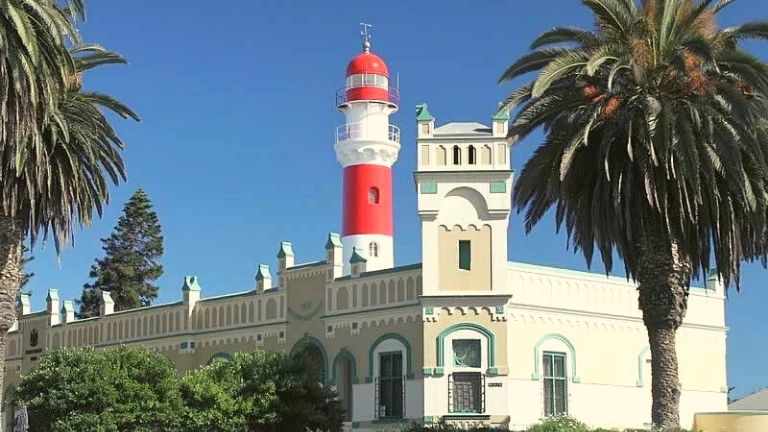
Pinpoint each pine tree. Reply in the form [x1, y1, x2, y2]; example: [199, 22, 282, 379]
[78, 189, 164, 318]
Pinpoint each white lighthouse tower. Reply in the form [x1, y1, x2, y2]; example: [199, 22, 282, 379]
[335, 25, 400, 274]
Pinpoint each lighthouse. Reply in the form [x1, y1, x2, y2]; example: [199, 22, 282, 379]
[335, 26, 400, 274]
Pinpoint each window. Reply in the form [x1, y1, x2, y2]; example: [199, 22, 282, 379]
[376, 352, 404, 419]
[450, 372, 484, 414]
[543, 352, 568, 416]
[458, 240, 471, 271]
[453, 339, 481, 368]
[468, 145, 477, 165]
[369, 241, 379, 257]
[368, 187, 380, 204]
[453, 145, 462, 165]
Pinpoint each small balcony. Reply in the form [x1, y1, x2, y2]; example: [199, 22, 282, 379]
[336, 86, 400, 108]
[335, 123, 400, 145]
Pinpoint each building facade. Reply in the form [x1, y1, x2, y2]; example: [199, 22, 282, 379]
[2, 39, 728, 431]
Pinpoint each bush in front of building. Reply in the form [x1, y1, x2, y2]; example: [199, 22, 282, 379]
[13, 347, 345, 432]
[15, 346, 184, 432]
[180, 350, 345, 432]
[526, 415, 589, 432]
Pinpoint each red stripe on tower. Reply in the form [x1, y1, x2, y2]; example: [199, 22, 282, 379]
[342, 164, 393, 236]
[335, 26, 400, 273]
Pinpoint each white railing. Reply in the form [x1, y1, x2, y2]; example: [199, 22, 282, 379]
[335, 123, 400, 145]
[336, 86, 400, 106]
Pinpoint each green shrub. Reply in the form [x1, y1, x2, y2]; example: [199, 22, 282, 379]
[401, 424, 504, 431]
[527, 415, 589, 432]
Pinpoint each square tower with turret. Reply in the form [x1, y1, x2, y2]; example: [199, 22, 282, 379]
[414, 104, 513, 297]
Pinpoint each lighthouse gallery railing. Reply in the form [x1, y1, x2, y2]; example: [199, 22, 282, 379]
[335, 123, 400, 145]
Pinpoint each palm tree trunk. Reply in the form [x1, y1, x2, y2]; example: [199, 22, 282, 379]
[637, 228, 691, 430]
[0, 214, 23, 426]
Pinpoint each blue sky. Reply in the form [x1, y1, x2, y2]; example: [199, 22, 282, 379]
[24, 1, 766, 397]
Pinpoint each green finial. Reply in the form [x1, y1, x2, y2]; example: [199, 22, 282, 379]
[493, 102, 510, 121]
[182, 276, 202, 292]
[416, 103, 435, 122]
[277, 241, 294, 258]
[255, 264, 271, 281]
[325, 233, 342, 249]
[349, 247, 367, 264]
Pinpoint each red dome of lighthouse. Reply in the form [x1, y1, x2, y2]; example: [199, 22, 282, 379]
[346, 51, 389, 77]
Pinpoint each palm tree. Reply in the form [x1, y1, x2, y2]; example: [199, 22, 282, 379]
[0, 41, 138, 408]
[499, 0, 768, 428]
[0, 0, 84, 151]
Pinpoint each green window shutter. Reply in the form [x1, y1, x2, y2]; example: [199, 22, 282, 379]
[458, 240, 471, 271]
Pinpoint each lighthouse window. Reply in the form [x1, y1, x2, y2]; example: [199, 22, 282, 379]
[458, 240, 471, 271]
[453, 146, 462, 165]
[369, 242, 379, 258]
[368, 187, 380, 204]
[468, 145, 477, 165]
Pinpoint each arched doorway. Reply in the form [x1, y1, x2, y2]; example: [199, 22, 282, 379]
[333, 351, 357, 421]
[290, 337, 327, 384]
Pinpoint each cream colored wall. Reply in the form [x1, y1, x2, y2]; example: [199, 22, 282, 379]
[423, 307, 507, 371]
[694, 412, 768, 432]
[437, 225, 491, 292]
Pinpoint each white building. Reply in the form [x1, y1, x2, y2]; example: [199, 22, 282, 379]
[3, 37, 728, 431]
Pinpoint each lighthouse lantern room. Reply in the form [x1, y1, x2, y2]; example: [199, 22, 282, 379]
[335, 25, 400, 274]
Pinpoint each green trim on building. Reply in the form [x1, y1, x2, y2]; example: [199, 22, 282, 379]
[416, 103, 435, 122]
[255, 264, 270, 281]
[333, 263, 422, 281]
[367, 333, 413, 378]
[492, 105, 510, 121]
[290, 335, 329, 384]
[277, 241, 293, 258]
[532, 333, 580, 383]
[350, 247, 367, 264]
[325, 232, 342, 249]
[436, 323, 496, 369]
[331, 349, 358, 385]
[420, 182, 438, 194]
[489, 181, 506, 193]
[182, 276, 202, 292]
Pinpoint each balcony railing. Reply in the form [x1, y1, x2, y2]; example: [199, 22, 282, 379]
[335, 123, 400, 145]
[374, 375, 406, 419]
[335, 86, 400, 107]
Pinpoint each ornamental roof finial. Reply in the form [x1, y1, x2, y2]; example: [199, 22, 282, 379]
[360, 22, 373, 52]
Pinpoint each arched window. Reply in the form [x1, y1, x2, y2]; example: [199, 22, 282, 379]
[369, 242, 379, 257]
[453, 145, 462, 165]
[468, 145, 477, 165]
[368, 187, 380, 204]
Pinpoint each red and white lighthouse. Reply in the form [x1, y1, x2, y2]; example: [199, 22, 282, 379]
[335, 30, 400, 274]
